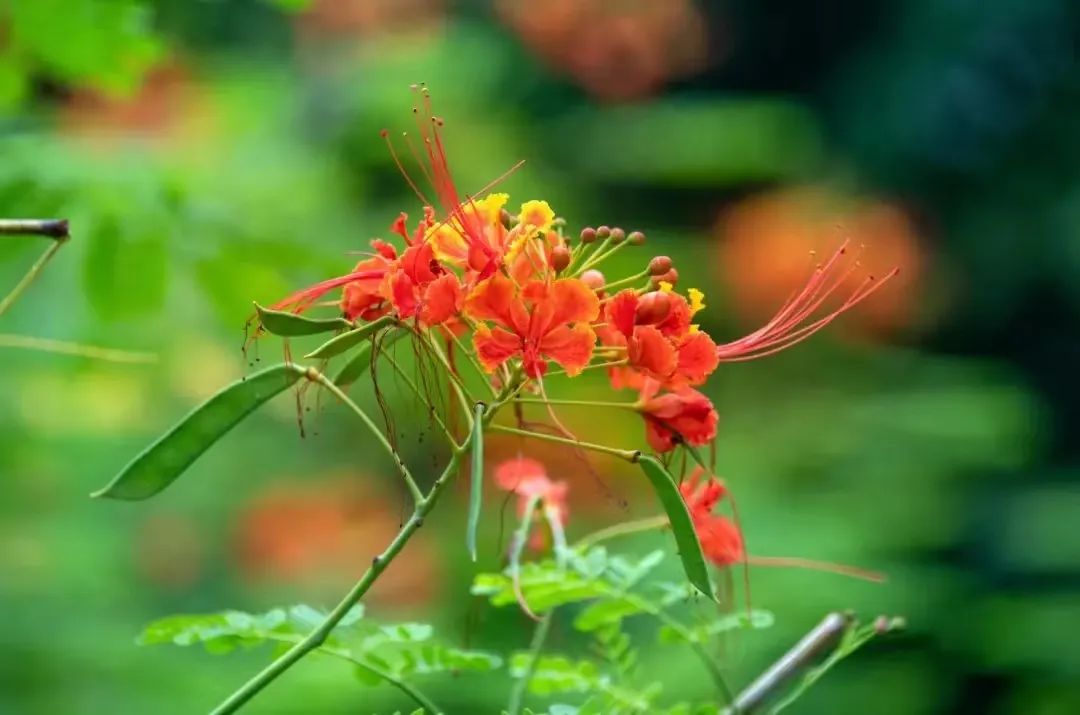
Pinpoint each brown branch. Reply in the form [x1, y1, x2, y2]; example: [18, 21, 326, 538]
[721, 612, 852, 714]
[0, 219, 69, 240]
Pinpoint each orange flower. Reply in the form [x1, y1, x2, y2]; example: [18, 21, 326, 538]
[466, 273, 599, 378]
[495, 457, 569, 551]
[636, 379, 718, 452]
[340, 239, 397, 321]
[495, 456, 569, 526]
[679, 468, 743, 567]
[385, 239, 464, 326]
[604, 288, 719, 389]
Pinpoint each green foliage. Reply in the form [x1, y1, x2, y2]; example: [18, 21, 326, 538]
[636, 456, 714, 600]
[474, 547, 772, 647]
[254, 303, 353, 337]
[91, 363, 306, 500]
[769, 616, 906, 714]
[140, 604, 501, 694]
[1, 0, 162, 104]
[304, 317, 396, 359]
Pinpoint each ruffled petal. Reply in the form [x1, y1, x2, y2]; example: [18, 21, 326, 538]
[674, 331, 719, 385]
[472, 324, 520, 373]
[420, 273, 463, 325]
[549, 278, 600, 326]
[464, 272, 515, 326]
[628, 325, 677, 380]
[606, 289, 638, 339]
[540, 323, 596, 376]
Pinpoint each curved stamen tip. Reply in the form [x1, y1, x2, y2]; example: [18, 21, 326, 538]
[379, 129, 389, 137]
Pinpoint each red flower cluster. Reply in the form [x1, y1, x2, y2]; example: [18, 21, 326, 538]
[679, 468, 744, 567]
[266, 86, 894, 457]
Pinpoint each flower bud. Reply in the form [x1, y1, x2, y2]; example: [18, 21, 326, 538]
[609, 227, 626, 244]
[581, 269, 606, 293]
[596, 225, 611, 240]
[650, 268, 679, 288]
[628, 230, 646, 245]
[580, 227, 597, 244]
[634, 291, 671, 325]
[551, 245, 571, 273]
[648, 255, 672, 276]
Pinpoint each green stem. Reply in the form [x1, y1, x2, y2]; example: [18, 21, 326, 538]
[210, 449, 467, 715]
[381, 350, 458, 448]
[304, 368, 424, 505]
[488, 424, 640, 462]
[418, 330, 475, 426]
[573, 515, 669, 550]
[599, 270, 649, 292]
[259, 634, 441, 714]
[0, 238, 66, 319]
[598, 585, 733, 703]
[578, 239, 631, 274]
[448, 327, 496, 397]
[0, 334, 157, 363]
[513, 397, 636, 410]
[209, 378, 522, 714]
[506, 611, 553, 715]
[569, 237, 611, 276]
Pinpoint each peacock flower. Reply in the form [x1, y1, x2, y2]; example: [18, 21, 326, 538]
[466, 272, 599, 378]
[679, 468, 744, 567]
[495, 456, 569, 530]
[636, 378, 718, 452]
[602, 286, 719, 391]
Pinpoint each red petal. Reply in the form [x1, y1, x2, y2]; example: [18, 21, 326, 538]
[420, 273, 463, 325]
[473, 324, 520, 372]
[675, 331, 719, 385]
[606, 290, 638, 339]
[549, 278, 600, 326]
[540, 324, 596, 376]
[464, 272, 515, 326]
[628, 325, 677, 380]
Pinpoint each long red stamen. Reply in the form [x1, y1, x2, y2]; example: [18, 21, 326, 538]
[271, 269, 387, 313]
[716, 242, 899, 361]
[746, 555, 886, 583]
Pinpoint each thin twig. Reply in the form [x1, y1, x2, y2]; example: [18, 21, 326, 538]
[259, 633, 441, 714]
[0, 334, 157, 363]
[0, 218, 69, 239]
[506, 611, 553, 715]
[489, 423, 640, 462]
[209, 375, 522, 714]
[0, 239, 66, 319]
[381, 350, 458, 447]
[304, 367, 425, 505]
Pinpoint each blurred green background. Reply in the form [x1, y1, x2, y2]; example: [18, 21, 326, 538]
[1, 0, 1077, 713]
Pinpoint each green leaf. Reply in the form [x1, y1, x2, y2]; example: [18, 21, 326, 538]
[255, 302, 353, 337]
[333, 328, 406, 387]
[466, 401, 485, 561]
[304, 316, 395, 359]
[137, 609, 292, 653]
[637, 456, 714, 600]
[509, 653, 600, 695]
[472, 563, 609, 612]
[573, 598, 645, 632]
[333, 342, 374, 387]
[657, 609, 774, 644]
[92, 364, 306, 500]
